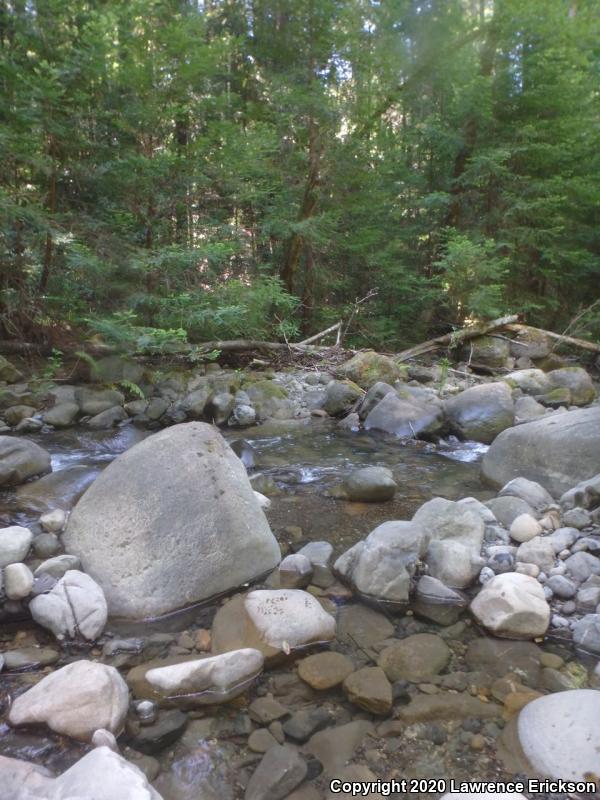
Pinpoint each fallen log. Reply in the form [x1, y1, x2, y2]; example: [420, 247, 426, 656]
[503, 323, 600, 355]
[298, 321, 342, 346]
[395, 314, 519, 363]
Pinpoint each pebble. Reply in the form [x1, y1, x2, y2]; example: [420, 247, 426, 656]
[4, 562, 34, 599]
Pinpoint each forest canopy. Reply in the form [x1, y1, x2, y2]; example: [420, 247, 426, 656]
[1, 0, 599, 353]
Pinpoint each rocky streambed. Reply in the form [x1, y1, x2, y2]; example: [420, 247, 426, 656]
[0, 342, 599, 800]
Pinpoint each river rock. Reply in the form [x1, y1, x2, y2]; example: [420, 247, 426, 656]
[63, 423, 281, 618]
[145, 648, 264, 703]
[0, 436, 51, 487]
[413, 498, 484, 588]
[9, 661, 129, 741]
[336, 604, 394, 647]
[3, 646, 59, 671]
[297, 541, 333, 585]
[29, 569, 107, 640]
[564, 551, 600, 583]
[572, 614, 600, 655]
[470, 573, 550, 639]
[0, 356, 23, 383]
[75, 386, 125, 415]
[514, 395, 547, 424]
[378, 633, 450, 682]
[516, 689, 600, 780]
[88, 405, 128, 429]
[0, 525, 33, 567]
[4, 404, 37, 426]
[279, 553, 313, 589]
[245, 745, 307, 800]
[343, 666, 392, 715]
[499, 477, 555, 512]
[43, 401, 79, 427]
[485, 496, 536, 527]
[323, 380, 363, 416]
[212, 590, 335, 659]
[0, 754, 55, 799]
[304, 720, 374, 774]
[413, 575, 467, 625]
[337, 351, 403, 389]
[34, 554, 80, 579]
[465, 637, 542, 685]
[504, 368, 551, 395]
[516, 536, 555, 572]
[482, 406, 600, 497]
[444, 382, 514, 444]
[55, 746, 163, 799]
[510, 514, 542, 543]
[40, 508, 67, 532]
[4, 562, 33, 599]
[297, 651, 355, 689]
[343, 466, 397, 502]
[16, 464, 97, 513]
[461, 335, 510, 368]
[334, 520, 428, 604]
[547, 367, 596, 406]
[560, 472, 600, 511]
[364, 391, 444, 439]
[357, 381, 396, 419]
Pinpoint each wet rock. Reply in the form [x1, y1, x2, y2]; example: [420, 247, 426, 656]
[29, 569, 107, 641]
[414, 498, 484, 589]
[378, 634, 450, 683]
[0, 525, 33, 567]
[444, 382, 514, 444]
[357, 381, 396, 419]
[9, 661, 129, 742]
[212, 590, 335, 659]
[3, 646, 59, 671]
[231, 403, 257, 427]
[297, 651, 355, 690]
[516, 689, 600, 780]
[31, 531, 61, 558]
[572, 614, 600, 655]
[323, 380, 363, 416]
[364, 391, 444, 439]
[0, 754, 56, 799]
[470, 573, 550, 639]
[509, 513, 542, 543]
[64, 423, 281, 619]
[336, 604, 394, 648]
[279, 553, 313, 589]
[4, 404, 37, 426]
[397, 693, 501, 723]
[413, 575, 467, 625]
[334, 520, 428, 604]
[304, 720, 374, 774]
[57, 746, 163, 799]
[283, 707, 333, 742]
[15, 464, 97, 514]
[297, 542, 334, 587]
[248, 728, 279, 753]
[481, 405, 600, 497]
[43, 401, 79, 427]
[0, 436, 51, 487]
[343, 466, 397, 502]
[343, 666, 392, 715]
[129, 709, 188, 755]
[75, 386, 125, 415]
[88, 405, 128, 429]
[249, 696, 289, 724]
[145, 648, 264, 704]
[245, 745, 307, 800]
[4, 562, 33, 599]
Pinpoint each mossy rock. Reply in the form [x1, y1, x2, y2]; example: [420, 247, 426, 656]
[337, 351, 404, 389]
[244, 380, 288, 400]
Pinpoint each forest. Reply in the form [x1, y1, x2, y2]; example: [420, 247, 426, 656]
[1, 0, 599, 355]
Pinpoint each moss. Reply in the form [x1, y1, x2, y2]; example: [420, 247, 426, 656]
[244, 379, 288, 399]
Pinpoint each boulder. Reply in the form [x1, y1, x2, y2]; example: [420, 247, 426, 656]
[504, 369, 551, 396]
[4, 404, 37, 426]
[572, 614, 600, 656]
[279, 553, 313, 589]
[547, 367, 596, 406]
[43, 402, 79, 428]
[560, 473, 600, 511]
[333, 520, 428, 605]
[485, 495, 536, 527]
[413, 498, 484, 588]
[460, 335, 510, 368]
[245, 380, 293, 421]
[516, 690, 600, 781]
[357, 381, 396, 419]
[470, 573, 550, 639]
[516, 536, 555, 572]
[342, 466, 397, 502]
[0, 356, 23, 383]
[364, 391, 444, 439]
[444, 382, 514, 444]
[377, 633, 450, 683]
[55, 747, 163, 799]
[481, 406, 600, 497]
[0, 436, 51, 487]
[323, 380, 363, 416]
[0, 754, 55, 800]
[74, 386, 125, 415]
[15, 465, 97, 514]
[509, 329, 552, 360]
[212, 589, 335, 659]
[87, 405, 128, 429]
[413, 575, 467, 625]
[498, 477, 555, 512]
[146, 648, 264, 704]
[337, 351, 404, 389]
[63, 423, 281, 618]
[29, 569, 107, 641]
[0, 525, 33, 567]
[92, 355, 145, 385]
[9, 661, 129, 741]
[514, 395, 547, 425]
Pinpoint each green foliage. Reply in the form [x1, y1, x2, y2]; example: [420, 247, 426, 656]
[42, 349, 64, 380]
[118, 380, 145, 400]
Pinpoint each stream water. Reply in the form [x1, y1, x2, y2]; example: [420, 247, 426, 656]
[0, 419, 593, 797]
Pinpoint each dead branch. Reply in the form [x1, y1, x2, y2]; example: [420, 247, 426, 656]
[503, 324, 600, 355]
[298, 321, 342, 346]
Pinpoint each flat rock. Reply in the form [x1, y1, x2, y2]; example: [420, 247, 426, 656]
[304, 720, 374, 774]
[343, 666, 392, 715]
[336, 604, 394, 648]
[377, 634, 450, 683]
[343, 467, 397, 502]
[297, 651, 355, 690]
[245, 745, 307, 800]
[3, 646, 59, 671]
[397, 693, 502, 723]
[470, 573, 550, 639]
[29, 569, 107, 641]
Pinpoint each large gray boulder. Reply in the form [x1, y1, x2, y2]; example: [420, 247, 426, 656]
[470, 573, 550, 638]
[547, 367, 596, 406]
[334, 520, 428, 605]
[364, 391, 444, 439]
[0, 436, 51, 487]
[63, 423, 281, 619]
[444, 382, 514, 444]
[481, 406, 600, 497]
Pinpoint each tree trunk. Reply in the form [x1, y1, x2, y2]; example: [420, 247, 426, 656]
[38, 152, 57, 295]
